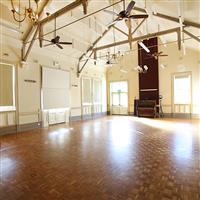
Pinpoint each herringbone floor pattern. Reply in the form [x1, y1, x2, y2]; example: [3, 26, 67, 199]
[0, 116, 200, 200]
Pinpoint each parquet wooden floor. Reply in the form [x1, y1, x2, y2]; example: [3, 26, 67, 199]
[0, 116, 200, 200]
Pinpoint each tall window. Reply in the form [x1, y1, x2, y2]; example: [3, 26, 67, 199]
[82, 77, 92, 105]
[110, 81, 128, 107]
[110, 81, 128, 93]
[173, 73, 191, 104]
[0, 63, 15, 110]
[93, 79, 101, 104]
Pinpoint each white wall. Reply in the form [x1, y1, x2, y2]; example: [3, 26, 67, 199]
[107, 41, 200, 115]
[70, 71, 82, 117]
[18, 62, 41, 124]
[158, 41, 200, 114]
[0, 42, 107, 127]
[107, 44, 139, 113]
[1, 36, 200, 128]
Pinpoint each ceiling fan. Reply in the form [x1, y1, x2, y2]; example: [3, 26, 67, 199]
[147, 51, 168, 60]
[104, 0, 148, 26]
[43, 17, 72, 49]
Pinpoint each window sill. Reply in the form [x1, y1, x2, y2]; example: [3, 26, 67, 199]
[0, 106, 16, 112]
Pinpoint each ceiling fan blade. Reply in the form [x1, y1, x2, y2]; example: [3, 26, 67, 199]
[59, 42, 73, 45]
[129, 14, 148, 19]
[126, 1, 135, 15]
[160, 54, 168, 57]
[43, 43, 54, 47]
[103, 10, 118, 16]
[56, 43, 63, 49]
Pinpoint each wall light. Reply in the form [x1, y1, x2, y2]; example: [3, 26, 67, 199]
[134, 65, 148, 73]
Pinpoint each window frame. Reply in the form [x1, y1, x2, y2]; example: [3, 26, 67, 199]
[172, 71, 192, 113]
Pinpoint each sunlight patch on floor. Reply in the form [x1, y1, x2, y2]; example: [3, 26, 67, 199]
[131, 117, 194, 133]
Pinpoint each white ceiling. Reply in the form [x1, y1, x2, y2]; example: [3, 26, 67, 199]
[0, 0, 200, 65]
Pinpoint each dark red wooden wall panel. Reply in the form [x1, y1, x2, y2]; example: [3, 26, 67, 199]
[138, 37, 159, 103]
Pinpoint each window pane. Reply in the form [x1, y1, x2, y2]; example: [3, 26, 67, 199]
[112, 93, 119, 106]
[174, 75, 191, 104]
[110, 81, 128, 93]
[120, 82, 128, 92]
[110, 82, 120, 93]
[82, 78, 91, 104]
[120, 93, 128, 106]
[0, 64, 14, 106]
[93, 80, 101, 103]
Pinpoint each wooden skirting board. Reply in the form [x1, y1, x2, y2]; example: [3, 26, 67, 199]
[0, 113, 107, 136]
[0, 122, 42, 136]
[1, 113, 199, 136]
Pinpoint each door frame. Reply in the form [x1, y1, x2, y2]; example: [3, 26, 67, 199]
[109, 80, 129, 115]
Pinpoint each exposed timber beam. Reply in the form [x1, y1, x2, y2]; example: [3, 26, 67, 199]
[153, 12, 200, 29]
[125, 18, 133, 49]
[177, 30, 181, 50]
[22, 0, 85, 61]
[82, 0, 88, 15]
[183, 29, 200, 43]
[132, 18, 146, 35]
[94, 51, 97, 60]
[39, 0, 86, 25]
[23, 0, 50, 43]
[39, 24, 44, 48]
[76, 0, 124, 70]
[113, 25, 129, 37]
[78, 51, 94, 74]
[38, 0, 123, 38]
[77, 23, 116, 76]
[22, 26, 39, 61]
[93, 27, 180, 51]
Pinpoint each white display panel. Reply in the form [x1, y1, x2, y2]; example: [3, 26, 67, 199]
[42, 67, 70, 109]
